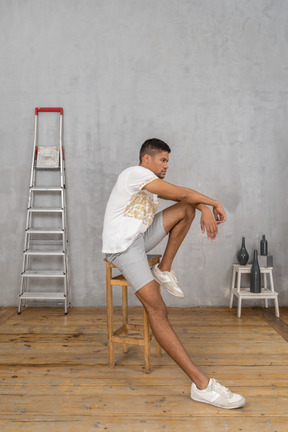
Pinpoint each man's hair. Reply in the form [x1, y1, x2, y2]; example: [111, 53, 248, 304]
[139, 138, 171, 163]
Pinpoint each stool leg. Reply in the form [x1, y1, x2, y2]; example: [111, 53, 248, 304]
[269, 270, 280, 317]
[236, 270, 242, 317]
[263, 274, 268, 308]
[229, 266, 236, 308]
[156, 283, 162, 357]
[143, 308, 151, 374]
[237, 297, 242, 318]
[263, 273, 267, 290]
[106, 263, 114, 368]
[269, 270, 275, 292]
[275, 295, 280, 318]
[122, 285, 128, 354]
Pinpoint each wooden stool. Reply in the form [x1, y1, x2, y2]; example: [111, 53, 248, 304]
[105, 254, 162, 373]
[229, 264, 280, 318]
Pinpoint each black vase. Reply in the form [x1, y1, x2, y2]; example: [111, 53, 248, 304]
[260, 235, 268, 256]
[237, 237, 249, 265]
[250, 250, 261, 293]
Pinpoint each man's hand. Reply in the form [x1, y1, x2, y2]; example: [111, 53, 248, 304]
[200, 207, 219, 241]
[213, 202, 226, 225]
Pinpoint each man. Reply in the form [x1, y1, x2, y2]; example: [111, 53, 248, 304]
[102, 138, 245, 409]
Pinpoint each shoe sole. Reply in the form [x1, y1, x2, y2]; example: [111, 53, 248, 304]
[151, 271, 184, 298]
[191, 395, 246, 410]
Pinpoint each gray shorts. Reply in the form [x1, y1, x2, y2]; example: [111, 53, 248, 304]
[105, 212, 167, 292]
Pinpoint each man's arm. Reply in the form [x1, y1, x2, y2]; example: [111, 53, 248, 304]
[144, 179, 218, 206]
[143, 179, 226, 222]
[143, 179, 226, 240]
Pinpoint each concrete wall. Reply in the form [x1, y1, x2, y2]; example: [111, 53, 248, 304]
[1, 0, 288, 308]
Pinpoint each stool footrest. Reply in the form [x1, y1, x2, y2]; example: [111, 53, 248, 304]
[111, 335, 152, 346]
[113, 323, 148, 336]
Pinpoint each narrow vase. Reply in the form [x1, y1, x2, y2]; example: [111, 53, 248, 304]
[260, 235, 268, 256]
[237, 237, 249, 265]
[250, 250, 261, 293]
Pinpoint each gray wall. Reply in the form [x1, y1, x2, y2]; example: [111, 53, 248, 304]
[1, 0, 288, 308]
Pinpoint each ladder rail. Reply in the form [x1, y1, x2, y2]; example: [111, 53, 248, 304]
[59, 113, 64, 188]
[29, 113, 38, 188]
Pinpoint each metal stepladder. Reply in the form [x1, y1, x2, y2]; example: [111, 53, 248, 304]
[18, 107, 70, 314]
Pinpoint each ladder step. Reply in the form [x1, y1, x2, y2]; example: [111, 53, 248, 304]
[19, 292, 65, 300]
[26, 229, 64, 234]
[24, 250, 65, 256]
[35, 166, 61, 171]
[22, 271, 65, 278]
[30, 187, 63, 192]
[28, 207, 63, 213]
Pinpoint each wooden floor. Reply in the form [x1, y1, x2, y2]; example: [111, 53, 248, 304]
[1, 306, 288, 431]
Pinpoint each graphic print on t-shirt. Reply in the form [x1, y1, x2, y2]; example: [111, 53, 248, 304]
[123, 190, 159, 227]
[102, 166, 159, 253]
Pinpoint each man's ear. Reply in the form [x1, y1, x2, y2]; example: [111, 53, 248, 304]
[142, 153, 151, 165]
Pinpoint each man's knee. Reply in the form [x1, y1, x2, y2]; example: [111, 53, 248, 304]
[146, 299, 168, 320]
[176, 202, 196, 223]
[162, 202, 196, 234]
[136, 284, 168, 319]
[183, 203, 196, 223]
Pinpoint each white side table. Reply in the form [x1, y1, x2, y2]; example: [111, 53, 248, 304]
[229, 264, 280, 318]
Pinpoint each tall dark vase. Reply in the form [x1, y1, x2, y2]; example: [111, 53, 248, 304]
[250, 250, 261, 293]
[237, 237, 249, 265]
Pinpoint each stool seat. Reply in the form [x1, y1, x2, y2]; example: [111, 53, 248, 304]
[105, 254, 162, 373]
[229, 264, 280, 318]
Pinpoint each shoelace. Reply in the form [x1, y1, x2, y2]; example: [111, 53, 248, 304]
[210, 379, 232, 397]
[160, 268, 178, 284]
[170, 270, 178, 284]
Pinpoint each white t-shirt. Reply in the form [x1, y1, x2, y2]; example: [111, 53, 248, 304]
[102, 166, 159, 253]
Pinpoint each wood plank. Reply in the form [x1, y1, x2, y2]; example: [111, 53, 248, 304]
[253, 307, 288, 342]
[1, 417, 288, 432]
[1, 346, 287, 367]
[1, 364, 287, 383]
[0, 391, 288, 418]
[0, 331, 282, 344]
[1, 379, 288, 396]
[0, 308, 17, 326]
[278, 307, 288, 325]
[17, 362, 277, 382]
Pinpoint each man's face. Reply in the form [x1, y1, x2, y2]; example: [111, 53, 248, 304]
[147, 151, 169, 179]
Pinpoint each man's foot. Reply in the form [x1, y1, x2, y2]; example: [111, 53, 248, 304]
[191, 378, 246, 409]
[151, 264, 184, 298]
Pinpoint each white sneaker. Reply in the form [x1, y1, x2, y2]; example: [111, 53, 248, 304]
[191, 379, 246, 409]
[151, 264, 184, 298]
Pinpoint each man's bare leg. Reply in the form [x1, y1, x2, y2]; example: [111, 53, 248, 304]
[159, 203, 195, 272]
[136, 280, 209, 389]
